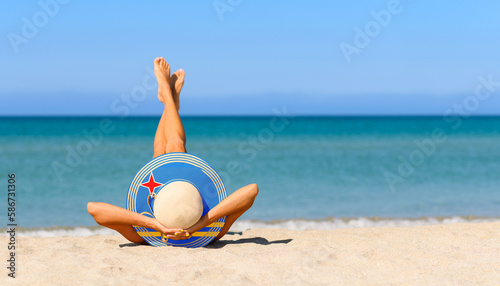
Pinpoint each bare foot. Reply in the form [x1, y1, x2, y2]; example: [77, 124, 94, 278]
[169, 69, 185, 110]
[154, 57, 172, 102]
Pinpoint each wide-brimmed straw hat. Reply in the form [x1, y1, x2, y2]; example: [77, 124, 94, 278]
[126, 152, 227, 248]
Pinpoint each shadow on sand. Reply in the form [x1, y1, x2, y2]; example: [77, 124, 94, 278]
[206, 237, 293, 249]
[118, 231, 292, 248]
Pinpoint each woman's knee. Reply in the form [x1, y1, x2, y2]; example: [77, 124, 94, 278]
[87, 202, 106, 217]
[248, 183, 259, 198]
[243, 184, 259, 207]
[87, 202, 97, 216]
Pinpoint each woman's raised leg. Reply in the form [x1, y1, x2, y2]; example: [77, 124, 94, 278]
[153, 58, 186, 157]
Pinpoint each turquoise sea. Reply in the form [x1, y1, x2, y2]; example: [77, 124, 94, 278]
[1, 116, 500, 236]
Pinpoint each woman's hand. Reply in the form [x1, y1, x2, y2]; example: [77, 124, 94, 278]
[163, 229, 191, 241]
[154, 219, 191, 241]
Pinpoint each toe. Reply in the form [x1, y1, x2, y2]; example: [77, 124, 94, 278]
[173, 69, 183, 78]
[176, 69, 185, 82]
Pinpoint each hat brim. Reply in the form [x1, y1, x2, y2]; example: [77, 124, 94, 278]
[126, 153, 227, 248]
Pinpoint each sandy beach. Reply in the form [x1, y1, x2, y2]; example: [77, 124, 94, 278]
[2, 222, 499, 285]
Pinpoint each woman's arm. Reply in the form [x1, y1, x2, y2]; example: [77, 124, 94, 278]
[166, 183, 259, 241]
[88, 183, 258, 243]
[87, 202, 185, 243]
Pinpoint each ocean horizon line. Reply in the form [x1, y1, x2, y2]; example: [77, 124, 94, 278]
[2, 114, 500, 119]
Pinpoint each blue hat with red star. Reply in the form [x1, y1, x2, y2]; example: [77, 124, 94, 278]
[126, 152, 227, 248]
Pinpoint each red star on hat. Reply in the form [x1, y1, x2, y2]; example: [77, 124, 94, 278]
[141, 174, 162, 195]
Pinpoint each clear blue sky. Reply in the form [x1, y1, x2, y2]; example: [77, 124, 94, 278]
[2, 1, 500, 115]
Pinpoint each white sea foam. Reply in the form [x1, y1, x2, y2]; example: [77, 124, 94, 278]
[230, 216, 500, 232]
[2, 227, 116, 237]
[2, 216, 499, 237]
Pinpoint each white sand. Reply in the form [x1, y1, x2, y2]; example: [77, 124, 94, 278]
[2, 222, 499, 285]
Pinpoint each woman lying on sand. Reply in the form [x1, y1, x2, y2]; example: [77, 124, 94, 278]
[87, 57, 258, 244]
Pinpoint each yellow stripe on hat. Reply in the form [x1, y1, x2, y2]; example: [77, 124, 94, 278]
[207, 222, 224, 228]
[190, 231, 219, 237]
[133, 222, 223, 233]
[136, 231, 219, 237]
